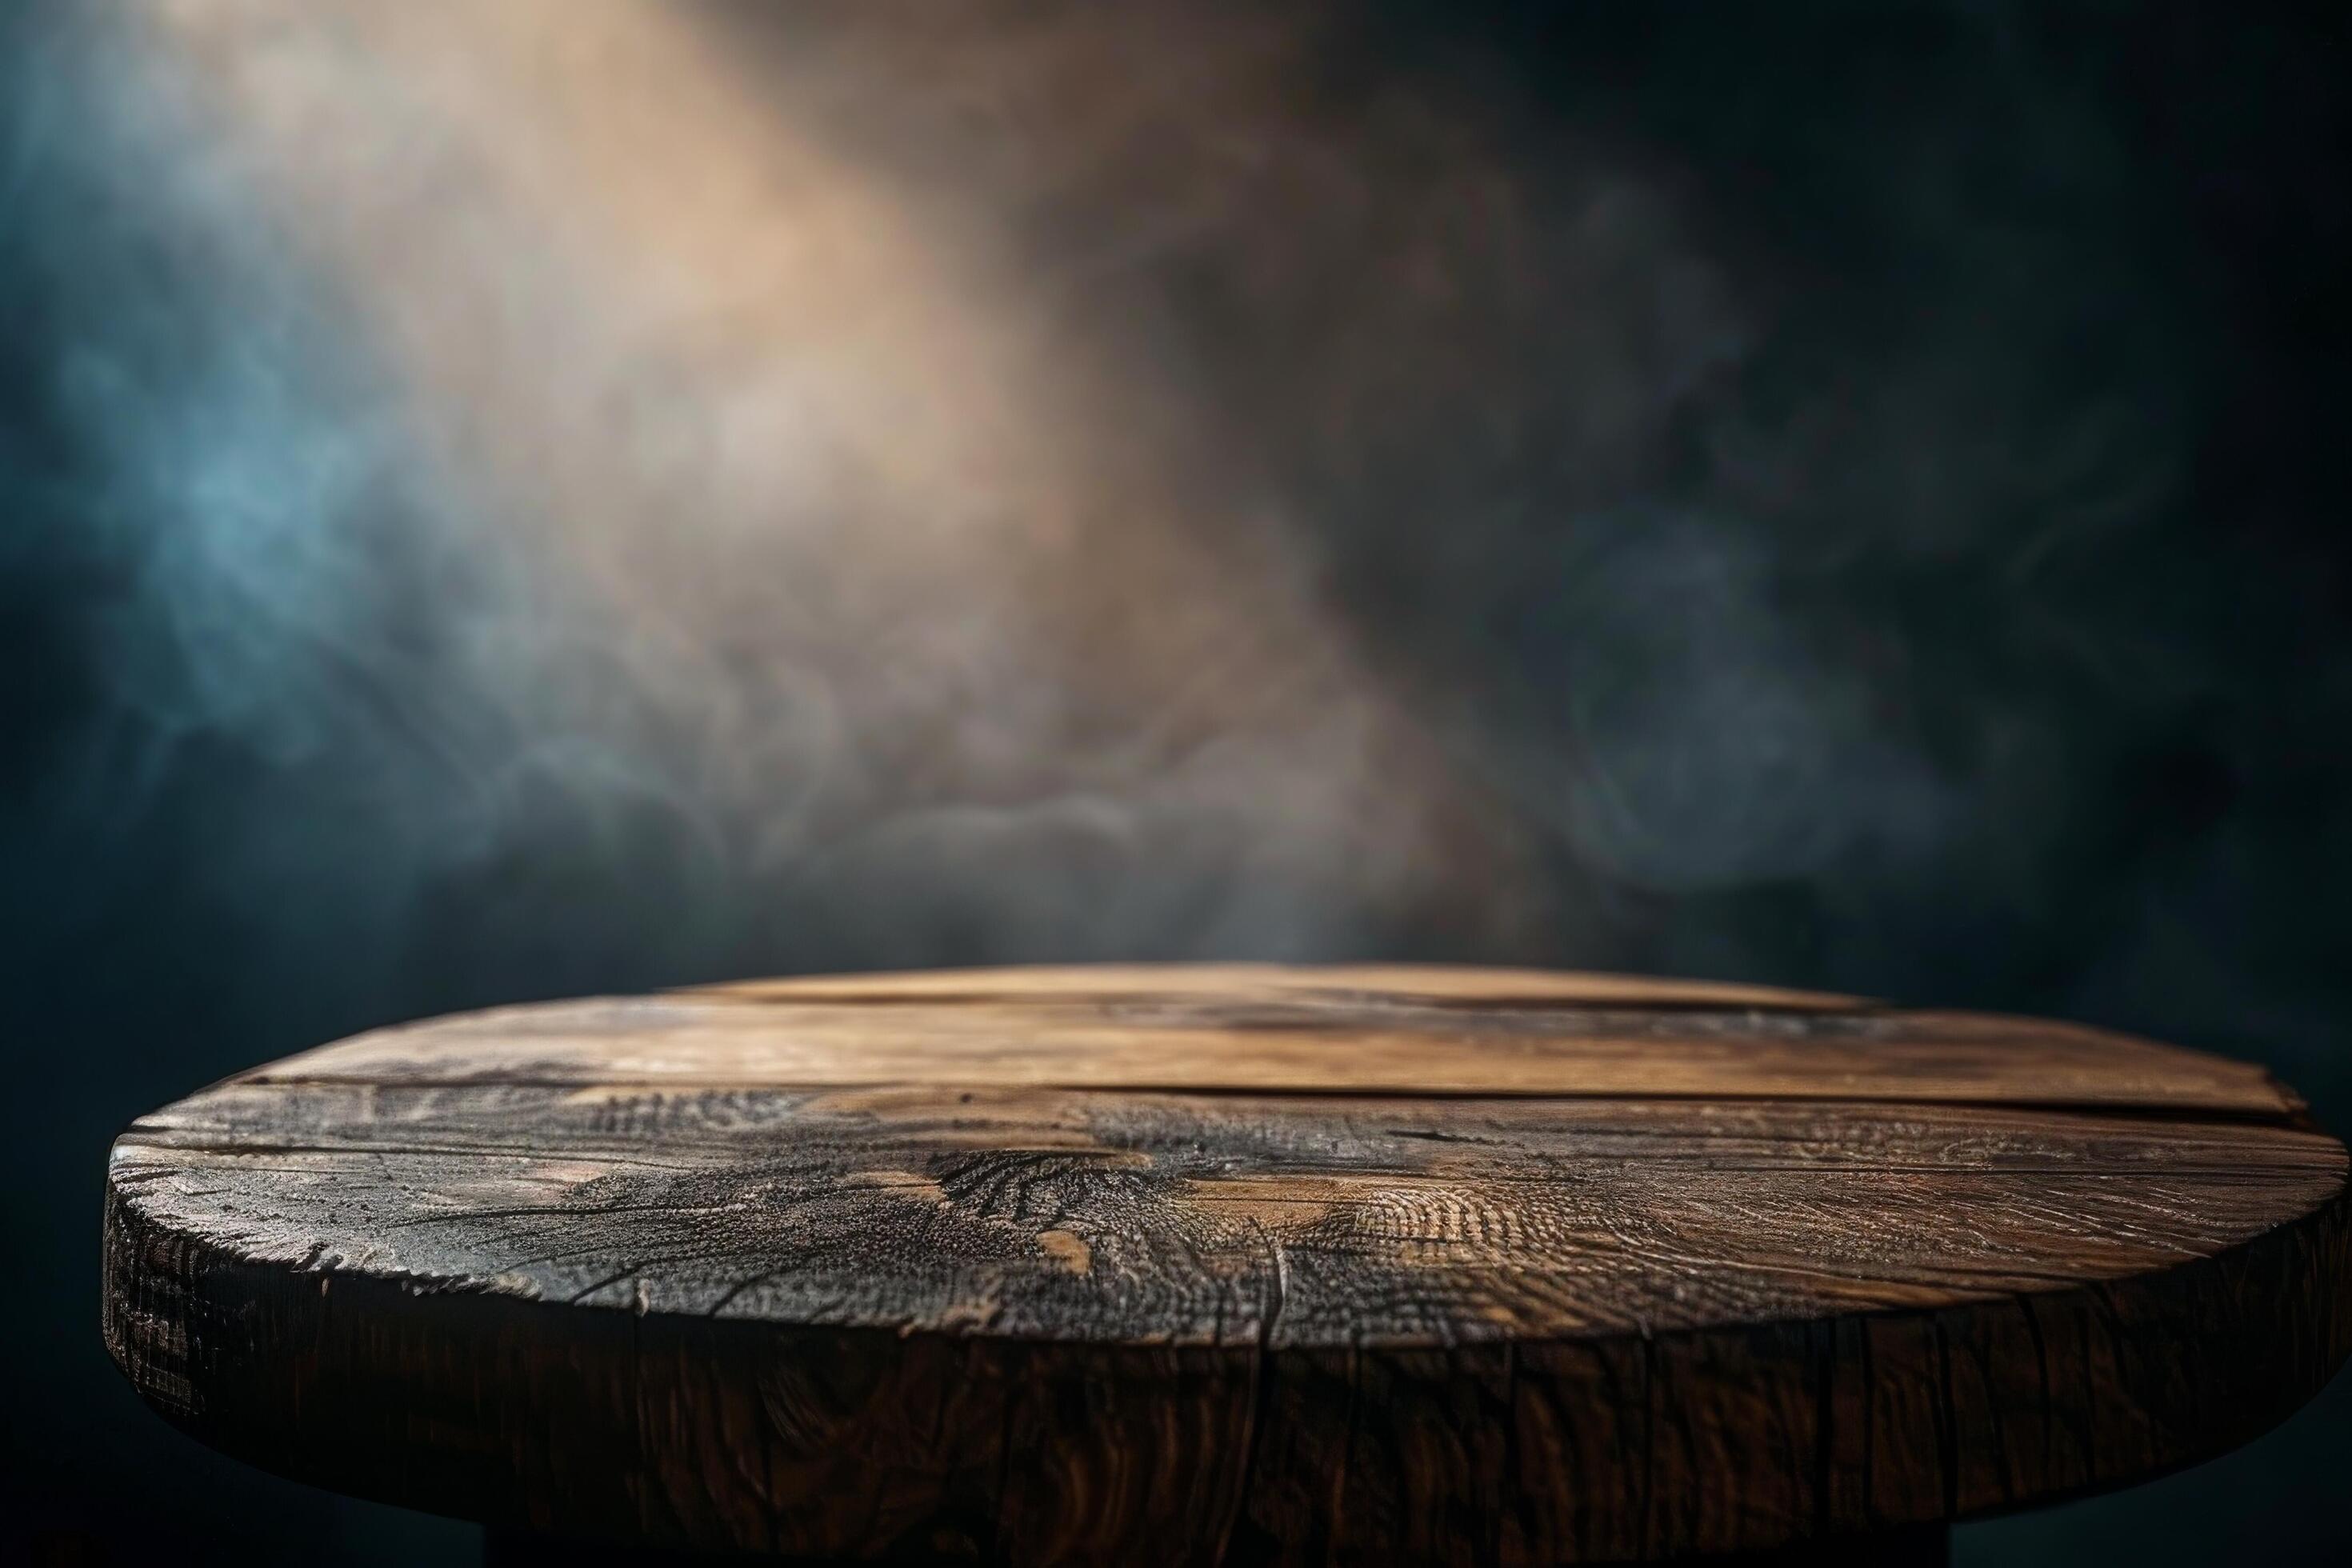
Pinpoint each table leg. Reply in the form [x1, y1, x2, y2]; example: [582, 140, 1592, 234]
[1703, 1523, 1951, 1566]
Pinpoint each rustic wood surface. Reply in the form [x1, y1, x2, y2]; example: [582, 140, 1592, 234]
[104, 964, 2351, 1563]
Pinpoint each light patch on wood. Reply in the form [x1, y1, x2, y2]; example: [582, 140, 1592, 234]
[525, 1160, 622, 1186]
[1182, 1174, 1343, 1232]
[840, 1169, 947, 1204]
[561, 1085, 663, 1107]
[1036, 1229, 1093, 1275]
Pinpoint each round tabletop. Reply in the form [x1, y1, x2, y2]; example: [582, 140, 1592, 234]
[105, 965, 2350, 1563]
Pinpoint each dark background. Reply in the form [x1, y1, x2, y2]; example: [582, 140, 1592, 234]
[6, 1, 2350, 1562]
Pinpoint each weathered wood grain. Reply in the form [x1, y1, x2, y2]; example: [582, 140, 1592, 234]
[246, 966, 2294, 1113]
[700, 963, 1866, 1010]
[103, 965, 2350, 1562]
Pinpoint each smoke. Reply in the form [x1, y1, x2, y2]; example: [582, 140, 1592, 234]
[8, 0, 2344, 1024]
[26, 0, 1596, 975]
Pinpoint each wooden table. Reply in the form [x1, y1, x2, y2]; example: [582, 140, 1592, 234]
[104, 966, 2350, 1564]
